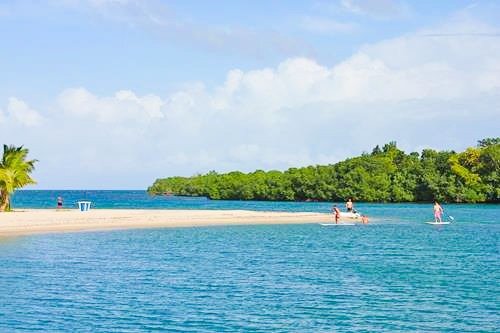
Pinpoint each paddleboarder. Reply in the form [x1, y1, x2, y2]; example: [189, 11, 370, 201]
[433, 201, 443, 223]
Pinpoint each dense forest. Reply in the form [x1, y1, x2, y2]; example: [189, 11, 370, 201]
[148, 138, 500, 203]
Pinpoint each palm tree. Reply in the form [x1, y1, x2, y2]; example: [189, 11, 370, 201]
[0, 145, 37, 212]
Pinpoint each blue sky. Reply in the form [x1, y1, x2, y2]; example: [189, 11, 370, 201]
[1, 0, 499, 189]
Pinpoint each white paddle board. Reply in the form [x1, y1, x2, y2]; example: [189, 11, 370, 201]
[320, 223, 356, 226]
[425, 222, 451, 225]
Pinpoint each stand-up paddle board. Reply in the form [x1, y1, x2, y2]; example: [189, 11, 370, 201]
[425, 222, 451, 225]
[320, 223, 356, 226]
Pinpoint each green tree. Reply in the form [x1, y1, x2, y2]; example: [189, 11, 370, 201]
[478, 143, 500, 201]
[478, 137, 500, 147]
[0, 145, 37, 211]
[147, 139, 500, 203]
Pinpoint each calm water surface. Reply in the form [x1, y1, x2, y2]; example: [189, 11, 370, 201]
[1, 190, 499, 332]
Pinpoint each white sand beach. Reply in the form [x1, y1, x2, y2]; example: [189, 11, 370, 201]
[0, 209, 335, 236]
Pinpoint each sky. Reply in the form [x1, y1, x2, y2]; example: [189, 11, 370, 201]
[1, 0, 499, 189]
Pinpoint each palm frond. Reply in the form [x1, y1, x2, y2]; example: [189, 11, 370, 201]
[0, 144, 37, 196]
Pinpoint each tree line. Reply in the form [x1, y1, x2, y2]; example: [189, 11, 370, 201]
[148, 138, 500, 203]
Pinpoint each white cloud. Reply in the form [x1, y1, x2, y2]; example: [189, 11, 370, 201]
[57, 88, 164, 123]
[136, 17, 498, 169]
[198, 31, 498, 111]
[5, 97, 43, 127]
[2, 16, 500, 189]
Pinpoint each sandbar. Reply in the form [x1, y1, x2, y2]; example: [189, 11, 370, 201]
[0, 209, 335, 237]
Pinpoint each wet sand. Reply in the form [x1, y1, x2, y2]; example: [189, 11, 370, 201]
[0, 209, 336, 236]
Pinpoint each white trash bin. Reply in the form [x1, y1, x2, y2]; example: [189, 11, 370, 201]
[77, 201, 92, 212]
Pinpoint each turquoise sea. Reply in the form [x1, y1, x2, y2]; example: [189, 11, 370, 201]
[1, 190, 499, 332]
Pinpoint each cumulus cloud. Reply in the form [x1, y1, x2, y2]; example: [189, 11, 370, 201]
[2, 16, 500, 189]
[299, 22, 495, 100]
[3, 97, 43, 127]
[194, 36, 498, 111]
[58, 88, 164, 123]
[134, 17, 498, 170]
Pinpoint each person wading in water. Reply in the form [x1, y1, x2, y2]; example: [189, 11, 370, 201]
[332, 205, 341, 224]
[346, 198, 354, 212]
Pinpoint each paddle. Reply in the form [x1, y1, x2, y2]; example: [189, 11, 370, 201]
[443, 209, 454, 222]
[429, 206, 454, 224]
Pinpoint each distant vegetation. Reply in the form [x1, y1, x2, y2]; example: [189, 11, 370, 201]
[149, 138, 500, 203]
[0, 145, 37, 211]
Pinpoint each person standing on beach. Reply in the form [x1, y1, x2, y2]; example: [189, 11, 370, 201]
[332, 205, 341, 224]
[433, 201, 443, 223]
[57, 196, 63, 209]
[346, 198, 353, 212]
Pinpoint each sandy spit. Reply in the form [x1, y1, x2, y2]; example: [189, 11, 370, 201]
[0, 209, 335, 237]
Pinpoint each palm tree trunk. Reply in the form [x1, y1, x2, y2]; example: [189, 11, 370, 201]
[0, 190, 10, 212]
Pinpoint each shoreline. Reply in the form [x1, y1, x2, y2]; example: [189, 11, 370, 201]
[0, 209, 335, 237]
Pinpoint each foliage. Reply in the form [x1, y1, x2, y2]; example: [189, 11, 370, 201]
[148, 138, 500, 203]
[0, 145, 37, 211]
[478, 137, 500, 147]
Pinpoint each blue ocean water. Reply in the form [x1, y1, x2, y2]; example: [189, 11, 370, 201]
[1, 190, 499, 332]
